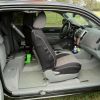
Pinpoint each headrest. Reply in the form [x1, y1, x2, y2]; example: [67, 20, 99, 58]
[33, 12, 46, 29]
[0, 35, 3, 44]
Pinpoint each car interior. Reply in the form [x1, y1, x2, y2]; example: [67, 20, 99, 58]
[0, 10, 100, 96]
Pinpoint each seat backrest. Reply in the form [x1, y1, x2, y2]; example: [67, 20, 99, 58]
[0, 13, 14, 55]
[0, 35, 6, 71]
[0, 13, 22, 56]
[32, 12, 56, 71]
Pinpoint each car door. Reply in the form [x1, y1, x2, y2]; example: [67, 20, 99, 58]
[43, 11, 63, 44]
[0, 80, 4, 100]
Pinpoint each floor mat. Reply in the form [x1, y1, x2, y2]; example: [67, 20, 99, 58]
[79, 66, 100, 83]
[19, 71, 47, 89]
[23, 60, 42, 72]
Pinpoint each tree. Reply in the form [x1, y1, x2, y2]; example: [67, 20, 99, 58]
[67, 0, 73, 4]
[56, 0, 100, 10]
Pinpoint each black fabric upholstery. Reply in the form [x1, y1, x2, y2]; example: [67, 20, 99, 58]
[0, 13, 14, 55]
[54, 63, 81, 74]
[32, 29, 56, 71]
[0, 13, 21, 56]
[23, 25, 33, 49]
[56, 53, 69, 59]
[23, 13, 36, 27]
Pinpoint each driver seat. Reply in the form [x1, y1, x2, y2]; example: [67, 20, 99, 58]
[31, 12, 81, 82]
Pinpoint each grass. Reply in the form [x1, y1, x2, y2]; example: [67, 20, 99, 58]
[45, 11, 63, 27]
[45, 12, 87, 27]
[43, 92, 100, 100]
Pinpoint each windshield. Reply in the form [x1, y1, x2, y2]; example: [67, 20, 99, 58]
[63, 12, 99, 29]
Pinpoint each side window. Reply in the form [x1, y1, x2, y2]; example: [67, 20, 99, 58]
[45, 12, 63, 27]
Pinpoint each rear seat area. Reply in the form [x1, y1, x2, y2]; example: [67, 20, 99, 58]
[3, 53, 25, 91]
[0, 34, 25, 91]
[0, 13, 26, 91]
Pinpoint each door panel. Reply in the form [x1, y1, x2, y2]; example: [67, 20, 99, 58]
[43, 27, 61, 44]
[0, 81, 4, 100]
[44, 11, 63, 44]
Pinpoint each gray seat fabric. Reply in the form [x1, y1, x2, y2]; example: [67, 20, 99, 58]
[3, 53, 25, 91]
[0, 34, 25, 91]
[3, 36, 11, 56]
[0, 13, 26, 90]
[0, 35, 6, 71]
[0, 30, 25, 91]
[31, 12, 81, 82]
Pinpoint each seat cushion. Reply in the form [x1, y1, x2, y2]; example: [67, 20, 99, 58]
[3, 52, 25, 91]
[56, 54, 80, 66]
[55, 54, 81, 74]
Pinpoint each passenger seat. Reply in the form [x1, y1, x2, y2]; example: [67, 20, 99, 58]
[31, 12, 81, 82]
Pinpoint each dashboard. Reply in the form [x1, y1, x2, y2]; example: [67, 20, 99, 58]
[59, 18, 88, 49]
[60, 18, 88, 40]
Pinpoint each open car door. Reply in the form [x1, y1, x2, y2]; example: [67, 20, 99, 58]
[0, 80, 4, 100]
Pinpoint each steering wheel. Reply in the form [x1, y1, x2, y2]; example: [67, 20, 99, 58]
[60, 20, 71, 39]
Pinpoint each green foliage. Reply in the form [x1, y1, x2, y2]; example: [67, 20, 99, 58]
[56, 0, 100, 10]
[57, 0, 66, 2]
[45, 11, 63, 27]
